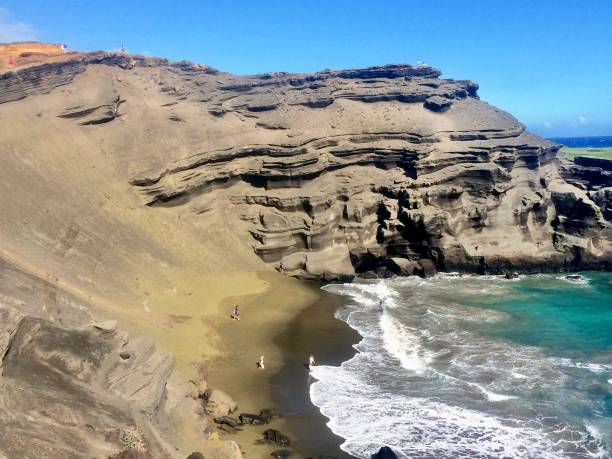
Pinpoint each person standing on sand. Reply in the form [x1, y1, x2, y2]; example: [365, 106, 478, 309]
[233, 305, 240, 320]
[257, 355, 265, 369]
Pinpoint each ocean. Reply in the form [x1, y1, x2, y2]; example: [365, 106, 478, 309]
[311, 273, 612, 458]
[548, 136, 612, 148]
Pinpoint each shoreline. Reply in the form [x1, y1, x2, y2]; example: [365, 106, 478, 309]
[270, 282, 359, 458]
[205, 273, 360, 458]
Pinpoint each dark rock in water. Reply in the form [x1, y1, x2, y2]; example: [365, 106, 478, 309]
[271, 450, 291, 459]
[565, 274, 583, 280]
[371, 446, 398, 459]
[263, 429, 291, 446]
[186, 454, 205, 459]
[239, 412, 265, 425]
[505, 272, 519, 279]
[419, 259, 438, 277]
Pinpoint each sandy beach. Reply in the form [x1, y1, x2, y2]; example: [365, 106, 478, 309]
[111, 266, 358, 457]
[207, 273, 359, 458]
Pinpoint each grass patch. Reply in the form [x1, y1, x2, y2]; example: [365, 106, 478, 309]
[120, 427, 147, 452]
[560, 147, 612, 160]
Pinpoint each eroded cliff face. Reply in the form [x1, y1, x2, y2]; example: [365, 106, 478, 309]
[0, 47, 611, 284]
[1, 45, 609, 282]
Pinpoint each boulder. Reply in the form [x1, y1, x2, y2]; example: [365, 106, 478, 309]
[271, 450, 291, 459]
[259, 408, 280, 423]
[239, 413, 265, 425]
[371, 446, 398, 459]
[213, 416, 241, 428]
[186, 453, 205, 459]
[205, 389, 236, 417]
[263, 429, 290, 447]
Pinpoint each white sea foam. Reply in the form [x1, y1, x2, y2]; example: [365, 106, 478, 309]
[512, 371, 530, 379]
[554, 358, 612, 375]
[315, 278, 610, 458]
[379, 312, 429, 374]
[311, 362, 570, 458]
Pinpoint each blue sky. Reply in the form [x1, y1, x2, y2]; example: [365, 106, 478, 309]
[1, 0, 611, 137]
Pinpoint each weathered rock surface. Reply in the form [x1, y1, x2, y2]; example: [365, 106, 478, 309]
[0, 303, 185, 459]
[1, 42, 609, 281]
[204, 389, 237, 417]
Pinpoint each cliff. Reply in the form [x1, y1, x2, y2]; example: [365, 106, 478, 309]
[4, 43, 603, 280]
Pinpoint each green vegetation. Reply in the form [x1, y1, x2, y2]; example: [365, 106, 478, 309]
[120, 427, 146, 452]
[560, 147, 612, 160]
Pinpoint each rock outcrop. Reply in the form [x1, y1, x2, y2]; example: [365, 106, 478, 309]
[0, 303, 183, 458]
[1, 43, 609, 282]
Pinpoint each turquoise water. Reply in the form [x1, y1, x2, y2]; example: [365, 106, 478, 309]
[475, 273, 612, 424]
[313, 273, 612, 458]
[475, 273, 612, 356]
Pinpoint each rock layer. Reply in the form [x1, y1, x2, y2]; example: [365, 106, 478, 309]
[1, 44, 609, 282]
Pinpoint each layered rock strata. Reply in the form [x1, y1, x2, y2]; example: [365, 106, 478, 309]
[1, 45, 609, 280]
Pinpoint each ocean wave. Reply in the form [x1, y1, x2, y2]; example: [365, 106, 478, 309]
[311, 362, 593, 458]
[315, 277, 610, 458]
[380, 312, 431, 374]
[553, 358, 612, 375]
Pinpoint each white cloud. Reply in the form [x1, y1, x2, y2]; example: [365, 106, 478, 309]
[0, 8, 38, 43]
[543, 121, 553, 129]
[578, 115, 588, 126]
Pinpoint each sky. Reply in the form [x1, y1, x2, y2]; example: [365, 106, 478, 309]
[1, 0, 611, 137]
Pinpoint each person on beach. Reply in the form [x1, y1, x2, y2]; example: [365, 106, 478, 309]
[232, 305, 240, 320]
[308, 355, 316, 372]
[257, 355, 265, 369]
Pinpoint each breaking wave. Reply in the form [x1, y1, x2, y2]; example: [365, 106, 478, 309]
[312, 274, 611, 458]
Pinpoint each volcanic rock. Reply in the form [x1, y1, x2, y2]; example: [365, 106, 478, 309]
[1, 43, 609, 284]
[205, 389, 237, 417]
[0, 304, 181, 459]
[371, 446, 398, 459]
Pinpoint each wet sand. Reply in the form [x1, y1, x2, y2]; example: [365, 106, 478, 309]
[205, 274, 359, 458]
[270, 283, 359, 458]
